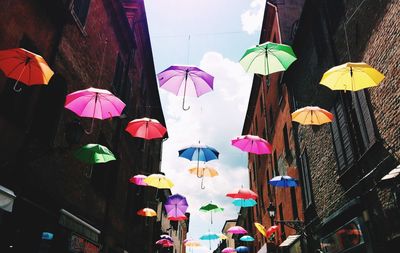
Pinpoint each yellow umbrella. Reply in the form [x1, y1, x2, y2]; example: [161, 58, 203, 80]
[143, 174, 174, 189]
[320, 62, 384, 91]
[188, 165, 219, 189]
[291, 106, 334, 125]
[185, 240, 202, 247]
[254, 222, 267, 238]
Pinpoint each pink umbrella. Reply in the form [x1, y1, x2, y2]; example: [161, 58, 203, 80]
[162, 241, 174, 248]
[222, 247, 236, 253]
[156, 239, 171, 245]
[227, 226, 248, 234]
[129, 175, 148, 186]
[125, 117, 167, 140]
[226, 188, 258, 200]
[64, 87, 125, 134]
[231, 135, 272, 154]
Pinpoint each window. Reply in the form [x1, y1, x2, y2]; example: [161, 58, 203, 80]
[269, 107, 274, 137]
[300, 149, 313, 208]
[283, 124, 293, 164]
[290, 187, 299, 219]
[279, 203, 286, 239]
[71, 0, 91, 27]
[112, 53, 125, 95]
[273, 152, 279, 177]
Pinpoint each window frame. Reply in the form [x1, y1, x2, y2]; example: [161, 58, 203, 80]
[70, 0, 92, 36]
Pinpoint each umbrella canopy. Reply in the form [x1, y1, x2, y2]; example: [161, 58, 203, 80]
[227, 226, 248, 234]
[222, 247, 236, 253]
[137, 208, 157, 217]
[236, 246, 249, 253]
[160, 234, 173, 241]
[179, 143, 219, 162]
[156, 239, 172, 245]
[200, 232, 220, 240]
[240, 235, 255, 242]
[129, 174, 148, 186]
[291, 106, 334, 125]
[0, 48, 54, 92]
[226, 188, 258, 200]
[161, 241, 174, 248]
[185, 240, 202, 247]
[157, 65, 214, 110]
[143, 174, 174, 189]
[320, 62, 385, 91]
[74, 144, 116, 164]
[188, 164, 219, 189]
[200, 203, 224, 224]
[231, 135, 272, 154]
[269, 176, 298, 187]
[165, 194, 189, 218]
[239, 42, 297, 76]
[232, 198, 257, 207]
[125, 117, 167, 140]
[168, 215, 188, 221]
[254, 222, 267, 237]
[266, 225, 279, 237]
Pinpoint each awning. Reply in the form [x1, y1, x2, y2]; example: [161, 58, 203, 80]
[257, 243, 267, 253]
[381, 164, 400, 180]
[279, 235, 301, 247]
[0, 185, 16, 212]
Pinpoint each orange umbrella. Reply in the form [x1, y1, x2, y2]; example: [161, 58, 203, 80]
[291, 106, 333, 125]
[188, 165, 219, 189]
[137, 208, 157, 217]
[0, 48, 54, 92]
[254, 222, 267, 237]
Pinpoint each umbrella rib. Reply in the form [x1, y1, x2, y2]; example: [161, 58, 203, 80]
[245, 50, 266, 72]
[5, 61, 25, 77]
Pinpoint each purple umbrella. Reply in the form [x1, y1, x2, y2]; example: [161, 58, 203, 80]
[164, 194, 189, 219]
[157, 65, 214, 110]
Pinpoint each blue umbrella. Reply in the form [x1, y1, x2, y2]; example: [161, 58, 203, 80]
[179, 143, 219, 177]
[240, 235, 255, 242]
[236, 246, 249, 252]
[268, 175, 298, 187]
[232, 198, 257, 207]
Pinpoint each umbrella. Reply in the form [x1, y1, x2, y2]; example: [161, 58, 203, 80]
[74, 144, 116, 164]
[165, 194, 189, 219]
[129, 175, 148, 186]
[200, 232, 219, 250]
[254, 222, 267, 237]
[156, 239, 172, 245]
[161, 241, 174, 248]
[291, 106, 334, 125]
[157, 65, 214, 110]
[227, 226, 248, 235]
[137, 208, 157, 217]
[239, 42, 296, 83]
[185, 240, 202, 247]
[240, 235, 255, 242]
[64, 87, 126, 134]
[0, 48, 54, 92]
[143, 174, 174, 189]
[226, 188, 258, 200]
[188, 165, 219, 189]
[268, 176, 298, 187]
[160, 234, 173, 241]
[231, 135, 272, 155]
[235, 246, 249, 253]
[125, 117, 167, 140]
[320, 62, 385, 91]
[218, 233, 228, 240]
[222, 247, 236, 253]
[266, 225, 279, 237]
[232, 198, 257, 207]
[199, 203, 224, 224]
[168, 215, 188, 221]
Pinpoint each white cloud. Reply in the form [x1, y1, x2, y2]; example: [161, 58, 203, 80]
[241, 0, 266, 35]
[158, 52, 253, 251]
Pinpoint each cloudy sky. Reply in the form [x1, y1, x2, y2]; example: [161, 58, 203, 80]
[145, 1, 266, 251]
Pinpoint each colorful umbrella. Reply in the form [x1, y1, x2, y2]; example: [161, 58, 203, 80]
[165, 194, 189, 219]
[185, 240, 202, 247]
[254, 222, 267, 237]
[64, 87, 126, 134]
[179, 143, 219, 162]
[222, 247, 236, 253]
[231, 135, 272, 154]
[268, 176, 298, 187]
[137, 208, 157, 217]
[168, 215, 188, 221]
[227, 226, 248, 235]
[199, 203, 224, 224]
[161, 241, 174, 248]
[235, 246, 249, 253]
[239, 42, 296, 77]
[218, 233, 228, 240]
[240, 235, 255, 242]
[143, 174, 174, 189]
[266, 225, 279, 237]
[160, 234, 173, 241]
[200, 232, 219, 250]
[129, 175, 148, 186]
[0, 48, 54, 92]
[125, 117, 167, 140]
[156, 239, 172, 245]
[320, 62, 385, 91]
[291, 106, 334, 125]
[232, 198, 257, 207]
[74, 144, 116, 164]
[157, 65, 214, 110]
[188, 165, 219, 189]
[226, 188, 258, 200]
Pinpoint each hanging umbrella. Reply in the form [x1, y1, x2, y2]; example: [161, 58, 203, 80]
[218, 233, 228, 240]
[161, 241, 174, 248]
[156, 239, 172, 245]
[268, 176, 298, 187]
[188, 165, 219, 189]
[235, 246, 249, 253]
[129, 175, 148, 186]
[222, 247, 236, 253]
[137, 208, 157, 217]
[143, 174, 174, 189]
[232, 198, 257, 207]
[165, 194, 189, 219]
[320, 62, 385, 91]
[168, 215, 188, 221]
[125, 117, 167, 140]
[200, 232, 219, 250]
[185, 240, 202, 247]
[239, 42, 297, 77]
[199, 203, 224, 224]
[160, 234, 173, 241]
[64, 87, 126, 134]
[227, 226, 248, 235]
[0, 48, 54, 92]
[157, 65, 214, 110]
[254, 222, 267, 238]
[231, 135, 272, 155]
[74, 144, 116, 164]
[240, 235, 255, 242]
[291, 106, 334, 125]
[266, 225, 279, 237]
[226, 188, 258, 200]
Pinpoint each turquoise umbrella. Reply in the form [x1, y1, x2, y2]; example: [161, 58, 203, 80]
[232, 198, 257, 207]
[240, 235, 255, 242]
[200, 232, 219, 250]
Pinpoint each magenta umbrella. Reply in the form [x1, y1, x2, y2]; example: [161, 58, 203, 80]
[157, 65, 214, 110]
[227, 226, 248, 234]
[64, 87, 125, 134]
[129, 175, 148, 186]
[164, 194, 189, 219]
[231, 135, 272, 154]
[222, 247, 236, 253]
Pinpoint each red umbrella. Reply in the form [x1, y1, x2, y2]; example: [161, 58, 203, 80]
[168, 215, 187, 221]
[226, 188, 258, 200]
[125, 117, 167, 140]
[266, 225, 278, 237]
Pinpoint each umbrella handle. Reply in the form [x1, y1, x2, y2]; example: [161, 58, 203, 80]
[200, 177, 205, 189]
[84, 118, 95, 134]
[182, 73, 190, 111]
[13, 64, 27, 92]
[182, 95, 190, 111]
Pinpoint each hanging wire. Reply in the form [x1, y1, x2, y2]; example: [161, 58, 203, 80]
[97, 38, 109, 85]
[187, 34, 191, 65]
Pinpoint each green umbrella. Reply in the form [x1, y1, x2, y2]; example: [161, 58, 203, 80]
[239, 41, 297, 77]
[74, 144, 116, 164]
[199, 203, 224, 224]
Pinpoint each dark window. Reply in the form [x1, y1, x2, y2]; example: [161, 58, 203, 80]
[112, 53, 125, 96]
[273, 151, 279, 177]
[279, 203, 286, 239]
[72, 0, 91, 26]
[300, 149, 313, 208]
[269, 107, 274, 137]
[255, 116, 258, 135]
[290, 188, 299, 219]
[283, 124, 293, 164]
[267, 170, 271, 197]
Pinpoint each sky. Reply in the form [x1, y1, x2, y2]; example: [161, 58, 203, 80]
[144, 1, 266, 252]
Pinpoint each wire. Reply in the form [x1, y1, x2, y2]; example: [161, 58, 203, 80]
[152, 31, 250, 39]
